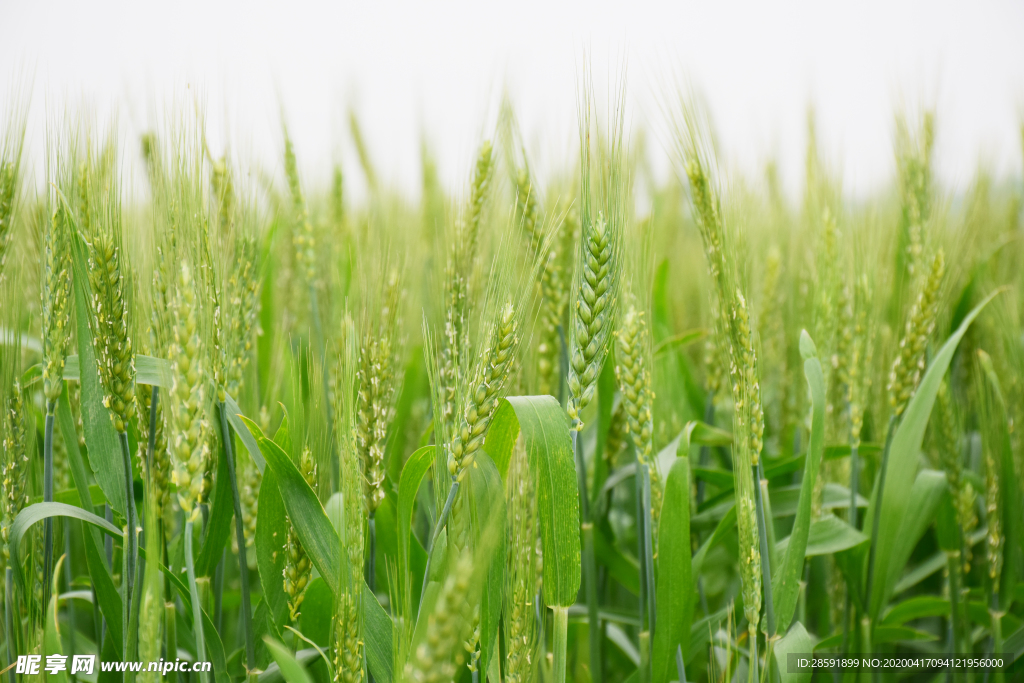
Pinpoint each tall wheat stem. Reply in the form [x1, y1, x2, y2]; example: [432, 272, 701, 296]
[572, 428, 602, 683]
[184, 519, 207, 682]
[754, 461, 775, 637]
[5, 566, 14, 683]
[118, 431, 138, 660]
[417, 478, 459, 623]
[552, 605, 569, 683]
[42, 404, 56, 610]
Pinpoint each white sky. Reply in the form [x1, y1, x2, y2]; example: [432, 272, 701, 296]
[2, 0, 1023, 203]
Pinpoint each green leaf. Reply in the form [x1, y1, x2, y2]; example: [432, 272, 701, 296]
[242, 416, 342, 595]
[397, 445, 436, 610]
[299, 579, 334, 646]
[147, 549, 231, 683]
[872, 626, 938, 644]
[775, 514, 867, 558]
[484, 396, 580, 607]
[263, 637, 314, 683]
[385, 348, 427, 485]
[691, 504, 737, 588]
[362, 582, 394, 683]
[680, 421, 733, 449]
[243, 415, 395, 683]
[772, 337, 825, 635]
[593, 524, 639, 596]
[878, 469, 947, 612]
[892, 552, 947, 596]
[866, 289, 1001, 619]
[881, 596, 950, 626]
[44, 557, 69, 683]
[10, 502, 120, 597]
[226, 392, 265, 473]
[468, 451, 506, 677]
[56, 388, 124, 656]
[772, 621, 816, 683]
[256, 468, 288, 626]
[769, 483, 867, 518]
[652, 457, 693, 683]
[196, 427, 235, 576]
[70, 234, 127, 517]
[977, 352, 1024, 610]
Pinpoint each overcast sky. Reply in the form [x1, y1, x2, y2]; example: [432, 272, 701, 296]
[2, 0, 1022, 203]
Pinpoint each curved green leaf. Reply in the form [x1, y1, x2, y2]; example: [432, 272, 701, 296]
[196, 427, 234, 576]
[263, 637, 314, 683]
[484, 396, 579, 607]
[881, 596, 950, 626]
[866, 289, 1001, 618]
[878, 469, 948, 612]
[652, 456, 693, 683]
[772, 621, 816, 683]
[44, 556, 69, 683]
[772, 332, 825, 635]
[775, 514, 867, 559]
[241, 415, 341, 595]
[10, 502, 120, 595]
[397, 445, 436, 609]
[243, 415, 394, 683]
[226, 392, 265, 473]
[257, 468, 288, 626]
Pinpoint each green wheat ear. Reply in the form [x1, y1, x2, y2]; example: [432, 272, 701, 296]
[41, 203, 73, 405]
[166, 261, 212, 520]
[888, 249, 944, 417]
[357, 267, 403, 514]
[566, 213, 619, 429]
[2, 381, 28, 566]
[615, 301, 663, 533]
[85, 215, 137, 434]
[447, 300, 518, 479]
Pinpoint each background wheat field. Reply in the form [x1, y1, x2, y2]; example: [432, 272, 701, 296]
[1, 39, 1024, 683]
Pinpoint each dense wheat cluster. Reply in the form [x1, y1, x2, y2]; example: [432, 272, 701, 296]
[0, 75, 1022, 683]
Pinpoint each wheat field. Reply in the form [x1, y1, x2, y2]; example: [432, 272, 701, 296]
[0, 76, 1022, 683]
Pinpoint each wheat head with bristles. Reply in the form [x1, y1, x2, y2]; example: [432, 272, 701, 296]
[566, 110, 625, 430]
[676, 105, 764, 635]
[41, 201, 73, 406]
[331, 321, 364, 683]
[84, 176, 137, 434]
[2, 383, 28, 566]
[335, 317, 365, 683]
[614, 300, 663, 540]
[888, 249, 945, 418]
[166, 259, 213, 519]
[895, 111, 935, 281]
[283, 126, 317, 287]
[357, 266, 404, 515]
[438, 140, 497, 439]
[0, 105, 26, 278]
[446, 300, 518, 480]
